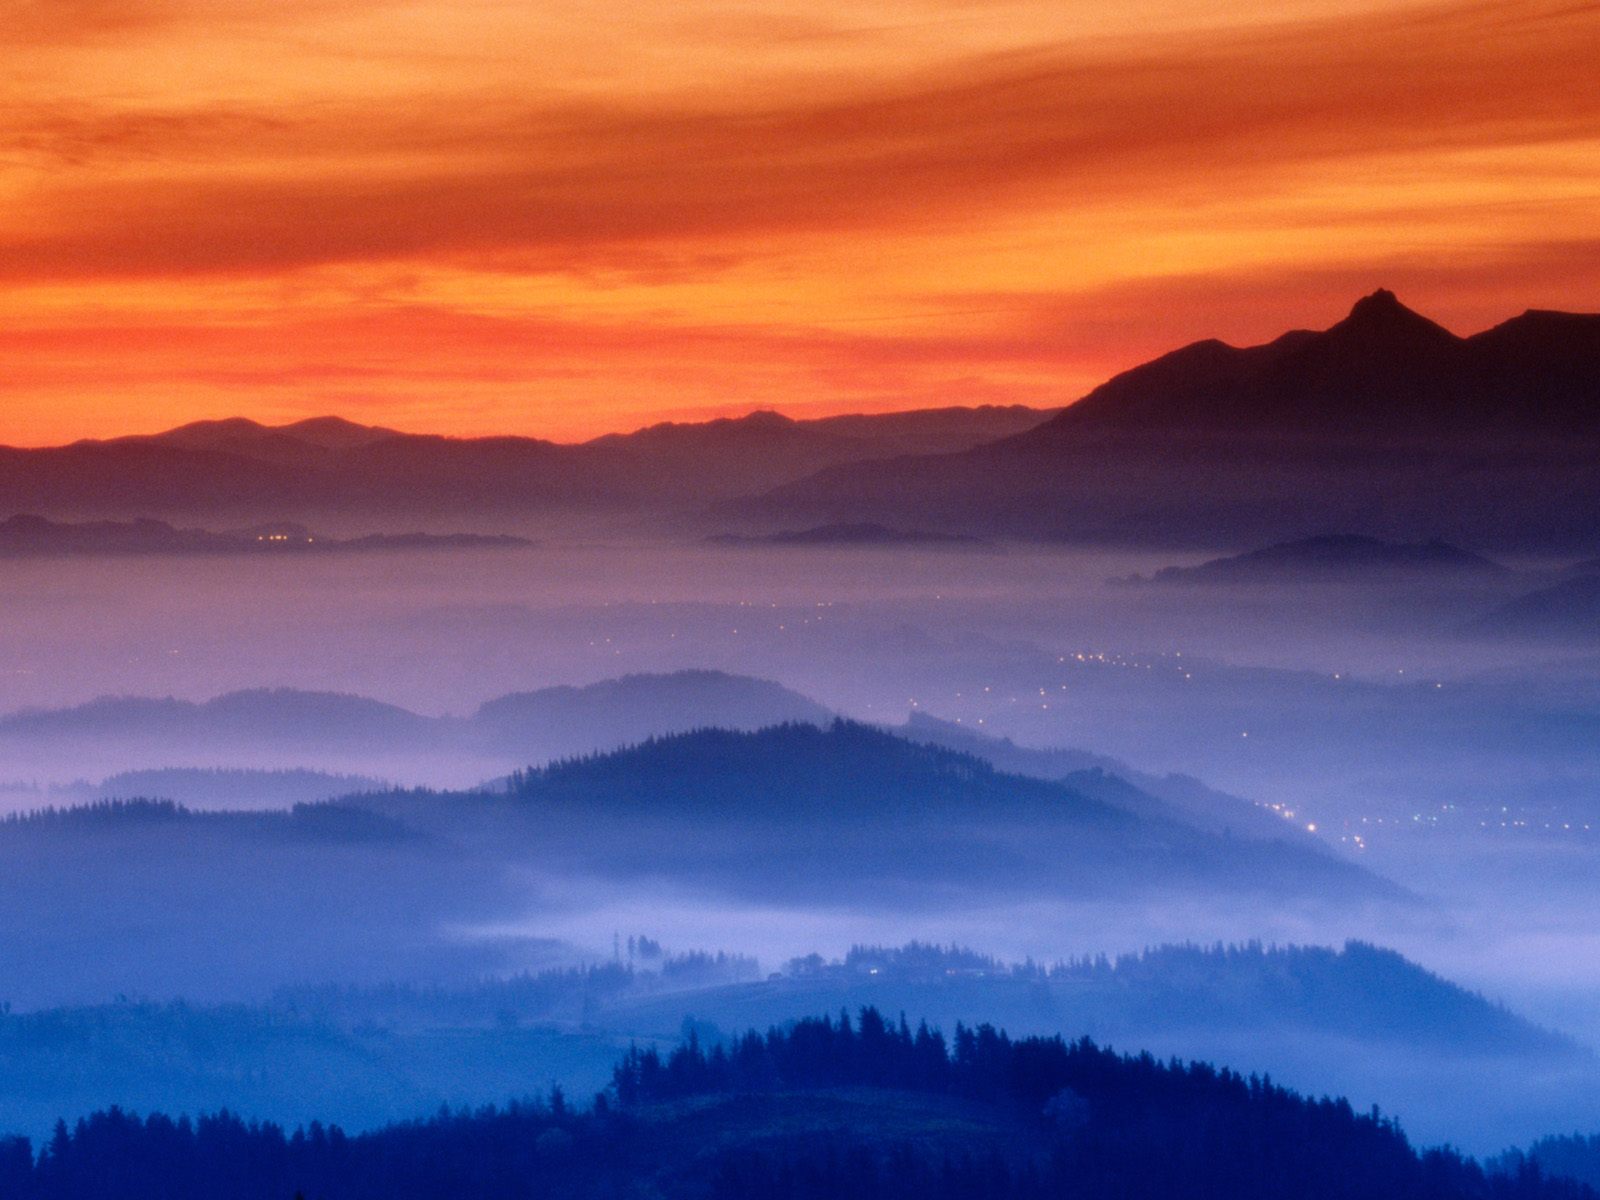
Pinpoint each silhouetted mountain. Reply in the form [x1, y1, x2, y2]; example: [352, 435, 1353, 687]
[1126, 535, 1508, 585]
[750, 293, 1600, 551]
[0, 513, 529, 556]
[706, 522, 986, 547]
[1034, 290, 1600, 437]
[0, 406, 1053, 521]
[1472, 577, 1600, 640]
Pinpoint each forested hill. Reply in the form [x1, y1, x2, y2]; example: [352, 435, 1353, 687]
[489, 720, 1394, 903]
[2, 1009, 1590, 1200]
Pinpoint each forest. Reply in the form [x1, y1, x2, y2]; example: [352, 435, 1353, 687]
[0, 1009, 1590, 1200]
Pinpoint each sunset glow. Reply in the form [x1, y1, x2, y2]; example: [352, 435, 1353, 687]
[4, 0, 1598, 443]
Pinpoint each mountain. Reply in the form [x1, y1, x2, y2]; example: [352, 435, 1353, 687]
[1472, 576, 1600, 640]
[1126, 535, 1508, 585]
[0, 513, 530, 556]
[705, 522, 987, 547]
[463, 721, 1394, 906]
[0, 688, 439, 750]
[1032, 290, 1600, 438]
[749, 293, 1600, 551]
[0, 405, 1054, 522]
[0, 672, 835, 785]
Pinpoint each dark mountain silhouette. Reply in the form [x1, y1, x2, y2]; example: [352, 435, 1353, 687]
[706, 521, 986, 547]
[1471, 576, 1600, 640]
[750, 293, 1600, 551]
[0, 513, 529, 556]
[1125, 534, 1508, 585]
[1032, 289, 1600, 437]
[0, 406, 1053, 521]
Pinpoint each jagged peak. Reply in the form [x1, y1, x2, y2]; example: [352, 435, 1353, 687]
[1333, 289, 1460, 342]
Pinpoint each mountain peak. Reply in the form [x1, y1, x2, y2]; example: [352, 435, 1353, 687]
[1333, 288, 1459, 344]
[1348, 287, 1405, 316]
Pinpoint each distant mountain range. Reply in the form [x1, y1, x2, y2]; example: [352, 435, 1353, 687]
[0, 671, 1319, 854]
[705, 522, 987, 548]
[1121, 534, 1508, 585]
[393, 721, 1394, 906]
[0, 406, 1053, 521]
[749, 292, 1600, 551]
[6, 293, 1597, 548]
[0, 513, 530, 556]
[0, 671, 834, 784]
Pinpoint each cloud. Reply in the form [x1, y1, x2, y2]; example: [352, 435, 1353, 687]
[1, 0, 1596, 282]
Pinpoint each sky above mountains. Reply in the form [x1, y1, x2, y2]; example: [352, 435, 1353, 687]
[3, 0, 1597, 443]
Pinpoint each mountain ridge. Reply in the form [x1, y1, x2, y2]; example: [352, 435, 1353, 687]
[749, 292, 1600, 551]
[0, 405, 1056, 521]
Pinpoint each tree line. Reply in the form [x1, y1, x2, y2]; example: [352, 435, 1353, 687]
[0, 1008, 1587, 1199]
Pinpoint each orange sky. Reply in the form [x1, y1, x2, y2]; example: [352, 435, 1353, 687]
[2, 0, 1598, 444]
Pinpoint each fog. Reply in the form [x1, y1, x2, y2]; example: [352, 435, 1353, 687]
[2, 537, 1598, 1155]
